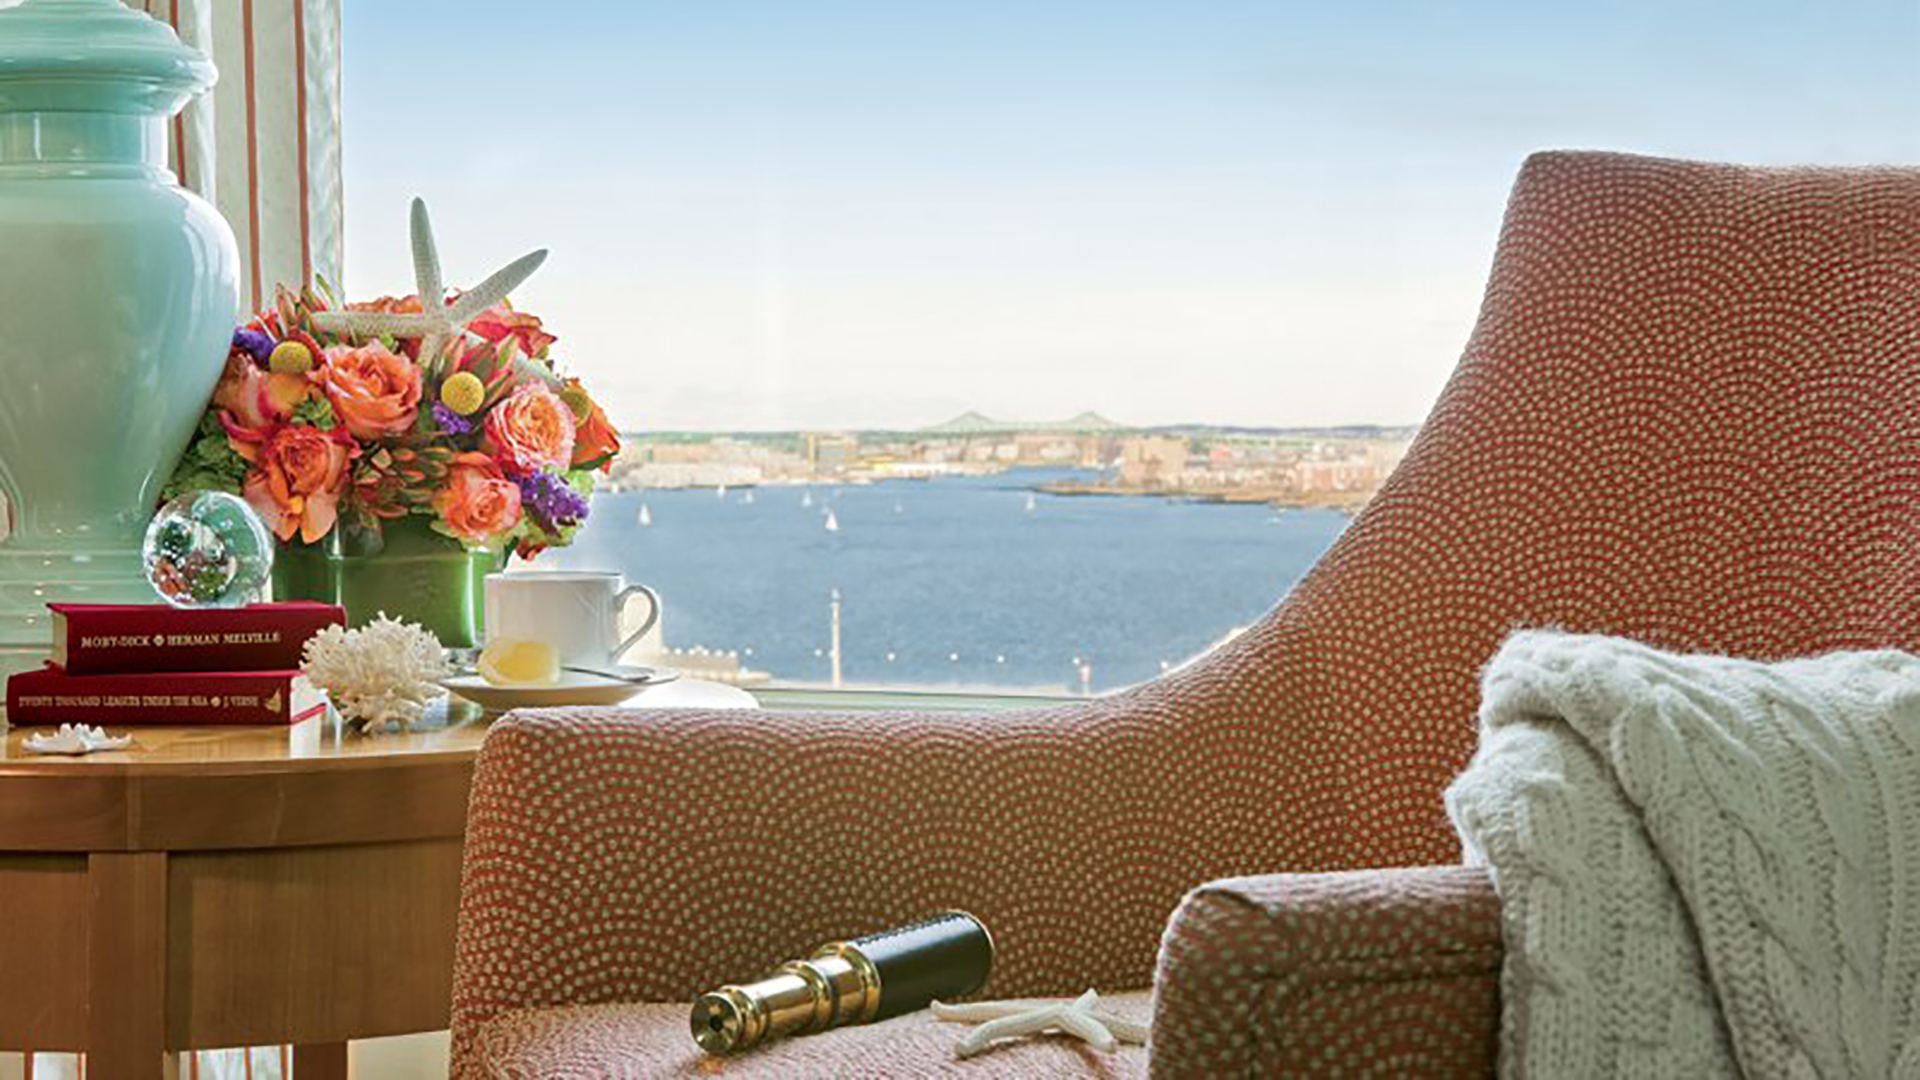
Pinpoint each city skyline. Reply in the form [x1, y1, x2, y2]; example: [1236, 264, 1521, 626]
[610, 411, 1419, 436]
[343, 1, 1920, 432]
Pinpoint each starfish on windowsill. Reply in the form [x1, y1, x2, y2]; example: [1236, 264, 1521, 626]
[310, 197, 547, 370]
[930, 989, 1149, 1058]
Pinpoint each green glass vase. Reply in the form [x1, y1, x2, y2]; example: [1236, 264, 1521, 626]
[272, 516, 503, 649]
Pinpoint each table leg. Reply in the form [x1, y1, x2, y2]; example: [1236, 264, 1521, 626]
[294, 1041, 349, 1079]
[86, 852, 177, 1080]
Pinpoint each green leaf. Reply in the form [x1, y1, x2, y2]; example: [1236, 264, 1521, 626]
[512, 355, 563, 390]
[159, 468, 240, 504]
[161, 412, 252, 504]
[290, 395, 338, 430]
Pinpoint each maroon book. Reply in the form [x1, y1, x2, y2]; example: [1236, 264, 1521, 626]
[47, 602, 344, 674]
[5, 666, 328, 726]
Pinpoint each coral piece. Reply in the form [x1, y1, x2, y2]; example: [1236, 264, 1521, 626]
[300, 614, 451, 731]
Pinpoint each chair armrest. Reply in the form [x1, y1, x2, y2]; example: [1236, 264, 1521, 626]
[451, 689, 1347, 1051]
[1151, 866, 1501, 1079]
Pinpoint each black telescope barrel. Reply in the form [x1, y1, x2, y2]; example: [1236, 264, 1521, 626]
[852, 910, 994, 1020]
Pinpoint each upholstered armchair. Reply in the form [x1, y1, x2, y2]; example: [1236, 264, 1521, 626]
[449, 152, 1920, 1077]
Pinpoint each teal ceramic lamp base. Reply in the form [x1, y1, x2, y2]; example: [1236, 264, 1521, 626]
[0, 0, 239, 676]
[0, 541, 159, 645]
[0, 517, 162, 726]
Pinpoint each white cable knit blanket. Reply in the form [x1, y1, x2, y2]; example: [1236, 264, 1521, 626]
[1446, 631, 1920, 1079]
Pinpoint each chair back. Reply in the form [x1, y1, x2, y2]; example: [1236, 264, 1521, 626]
[1200, 151, 1920, 866]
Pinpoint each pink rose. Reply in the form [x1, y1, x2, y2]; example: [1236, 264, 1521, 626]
[433, 452, 522, 542]
[241, 425, 354, 543]
[213, 350, 311, 434]
[320, 342, 422, 440]
[467, 303, 556, 357]
[481, 381, 575, 475]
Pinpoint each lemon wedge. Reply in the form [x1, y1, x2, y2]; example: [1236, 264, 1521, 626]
[477, 639, 561, 686]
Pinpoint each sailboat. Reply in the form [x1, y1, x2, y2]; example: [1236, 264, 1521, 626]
[716, 484, 727, 499]
[637, 502, 652, 527]
[1025, 492, 1038, 513]
[823, 508, 840, 533]
[741, 490, 755, 505]
[801, 489, 814, 509]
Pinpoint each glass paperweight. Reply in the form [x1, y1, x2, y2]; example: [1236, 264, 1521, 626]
[142, 491, 274, 608]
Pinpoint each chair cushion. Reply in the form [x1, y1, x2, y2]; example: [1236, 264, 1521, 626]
[470, 991, 1154, 1078]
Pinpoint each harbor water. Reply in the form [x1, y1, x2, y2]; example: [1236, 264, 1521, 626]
[539, 468, 1348, 693]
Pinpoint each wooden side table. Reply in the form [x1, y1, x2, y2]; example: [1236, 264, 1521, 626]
[0, 709, 489, 1079]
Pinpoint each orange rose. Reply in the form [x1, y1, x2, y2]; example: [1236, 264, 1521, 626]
[241, 425, 353, 543]
[320, 342, 423, 440]
[433, 452, 522, 542]
[467, 303, 556, 357]
[565, 380, 620, 471]
[482, 381, 575, 475]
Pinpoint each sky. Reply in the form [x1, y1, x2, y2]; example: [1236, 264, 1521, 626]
[343, 1, 1920, 432]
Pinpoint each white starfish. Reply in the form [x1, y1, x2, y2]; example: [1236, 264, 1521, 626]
[23, 723, 133, 755]
[930, 989, 1149, 1058]
[310, 197, 547, 371]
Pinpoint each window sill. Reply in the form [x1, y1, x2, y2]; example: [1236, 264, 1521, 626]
[749, 685, 1079, 712]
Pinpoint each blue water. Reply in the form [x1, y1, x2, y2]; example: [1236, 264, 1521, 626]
[538, 468, 1346, 692]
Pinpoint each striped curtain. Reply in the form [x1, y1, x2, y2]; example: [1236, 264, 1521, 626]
[0, 4, 344, 1075]
[125, 0, 345, 314]
[7, 1047, 294, 1080]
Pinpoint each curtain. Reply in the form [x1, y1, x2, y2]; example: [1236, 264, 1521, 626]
[126, 0, 345, 313]
[10, 1047, 294, 1080]
[0, 4, 344, 1076]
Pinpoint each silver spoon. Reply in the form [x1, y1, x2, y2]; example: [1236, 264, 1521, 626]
[562, 663, 677, 685]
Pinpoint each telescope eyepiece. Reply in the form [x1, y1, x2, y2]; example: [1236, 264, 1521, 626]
[690, 987, 756, 1054]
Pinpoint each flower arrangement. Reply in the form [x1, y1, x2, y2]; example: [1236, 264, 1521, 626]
[163, 281, 620, 559]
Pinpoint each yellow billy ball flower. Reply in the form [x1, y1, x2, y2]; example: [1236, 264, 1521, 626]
[439, 371, 486, 415]
[267, 340, 314, 374]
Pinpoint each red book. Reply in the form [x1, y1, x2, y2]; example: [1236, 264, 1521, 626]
[48, 602, 344, 674]
[5, 666, 328, 726]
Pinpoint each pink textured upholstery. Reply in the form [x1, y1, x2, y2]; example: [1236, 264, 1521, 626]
[1151, 868, 1500, 1078]
[468, 992, 1152, 1078]
[451, 152, 1920, 1076]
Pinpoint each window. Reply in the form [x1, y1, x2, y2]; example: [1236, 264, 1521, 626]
[344, 1, 1920, 693]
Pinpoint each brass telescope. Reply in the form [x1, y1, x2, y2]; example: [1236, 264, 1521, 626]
[691, 911, 994, 1055]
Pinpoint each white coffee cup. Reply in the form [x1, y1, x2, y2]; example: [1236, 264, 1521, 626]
[484, 570, 661, 667]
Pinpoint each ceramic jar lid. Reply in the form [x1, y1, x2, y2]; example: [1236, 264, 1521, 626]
[0, 0, 216, 116]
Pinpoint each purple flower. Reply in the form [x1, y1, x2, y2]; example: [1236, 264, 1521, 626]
[232, 328, 275, 365]
[515, 470, 590, 533]
[432, 403, 476, 436]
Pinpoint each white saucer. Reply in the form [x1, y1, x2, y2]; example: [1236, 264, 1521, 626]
[441, 667, 676, 713]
